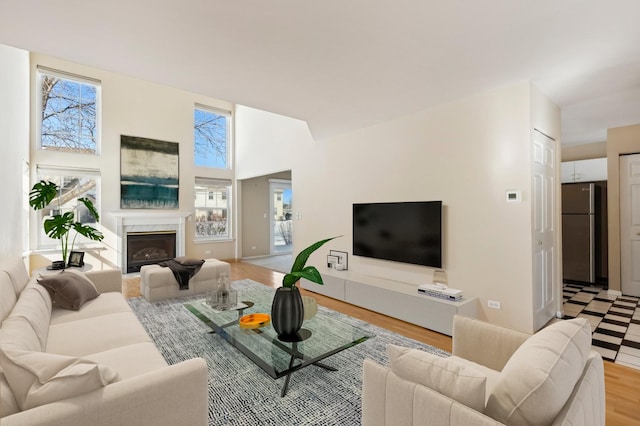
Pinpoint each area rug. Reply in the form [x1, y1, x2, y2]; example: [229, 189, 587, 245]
[128, 279, 449, 425]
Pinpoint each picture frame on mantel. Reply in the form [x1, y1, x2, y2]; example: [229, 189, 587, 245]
[120, 135, 179, 209]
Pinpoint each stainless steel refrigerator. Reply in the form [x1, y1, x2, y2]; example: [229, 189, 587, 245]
[562, 183, 596, 283]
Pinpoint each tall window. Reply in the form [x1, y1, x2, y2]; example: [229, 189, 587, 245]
[37, 67, 100, 154]
[35, 167, 100, 248]
[194, 105, 231, 168]
[194, 178, 232, 240]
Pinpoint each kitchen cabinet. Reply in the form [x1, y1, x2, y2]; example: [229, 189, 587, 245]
[561, 158, 607, 183]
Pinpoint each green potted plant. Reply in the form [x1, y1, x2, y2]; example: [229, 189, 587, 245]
[29, 180, 104, 269]
[271, 235, 340, 340]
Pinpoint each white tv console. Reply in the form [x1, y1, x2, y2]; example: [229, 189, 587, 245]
[301, 270, 477, 336]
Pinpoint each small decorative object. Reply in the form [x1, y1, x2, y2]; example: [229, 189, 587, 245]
[207, 272, 237, 310]
[239, 313, 271, 329]
[271, 236, 340, 340]
[329, 250, 348, 270]
[68, 251, 85, 267]
[29, 180, 104, 270]
[47, 260, 66, 270]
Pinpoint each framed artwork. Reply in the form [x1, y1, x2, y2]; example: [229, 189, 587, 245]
[330, 250, 348, 270]
[68, 251, 85, 267]
[120, 135, 179, 209]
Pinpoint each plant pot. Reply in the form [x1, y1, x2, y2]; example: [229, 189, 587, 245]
[271, 286, 304, 340]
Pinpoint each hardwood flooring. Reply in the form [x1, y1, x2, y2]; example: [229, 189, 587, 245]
[124, 260, 640, 425]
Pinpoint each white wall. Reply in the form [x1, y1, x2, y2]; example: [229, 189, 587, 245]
[236, 82, 558, 333]
[0, 44, 29, 261]
[235, 105, 314, 180]
[28, 54, 237, 268]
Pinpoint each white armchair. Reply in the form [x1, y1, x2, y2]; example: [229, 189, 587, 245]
[362, 315, 605, 425]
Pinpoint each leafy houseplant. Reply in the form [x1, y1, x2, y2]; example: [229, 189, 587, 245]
[29, 180, 104, 269]
[271, 236, 340, 340]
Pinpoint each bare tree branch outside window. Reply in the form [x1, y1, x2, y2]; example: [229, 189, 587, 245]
[40, 74, 98, 154]
[194, 108, 228, 168]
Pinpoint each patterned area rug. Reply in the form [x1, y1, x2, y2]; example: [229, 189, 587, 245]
[128, 279, 449, 425]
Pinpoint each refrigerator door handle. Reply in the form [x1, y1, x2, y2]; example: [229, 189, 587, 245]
[589, 213, 595, 283]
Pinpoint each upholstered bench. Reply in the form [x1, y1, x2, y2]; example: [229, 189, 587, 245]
[140, 258, 231, 302]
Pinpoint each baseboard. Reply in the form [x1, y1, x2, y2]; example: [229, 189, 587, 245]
[607, 289, 622, 297]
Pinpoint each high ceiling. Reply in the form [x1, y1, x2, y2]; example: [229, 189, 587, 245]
[1, 0, 639, 143]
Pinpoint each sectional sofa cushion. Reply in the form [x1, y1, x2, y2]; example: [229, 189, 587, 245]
[484, 318, 592, 425]
[37, 270, 99, 311]
[0, 316, 45, 353]
[0, 258, 29, 295]
[50, 292, 133, 325]
[0, 373, 20, 417]
[1, 349, 119, 410]
[387, 344, 487, 412]
[5, 284, 52, 350]
[46, 312, 153, 357]
[1, 271, 17, 323]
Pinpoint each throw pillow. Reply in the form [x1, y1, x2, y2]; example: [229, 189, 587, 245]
[484, 318, 592, 425]
[0, 349, 119, 410]
[174, 256, 205, 267]
[37, 270, 99, 310]
[387, 344, 487, 412]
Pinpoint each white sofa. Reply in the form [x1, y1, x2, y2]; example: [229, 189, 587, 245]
[0, 258, 208, 426]
[362, 315, 605, 426]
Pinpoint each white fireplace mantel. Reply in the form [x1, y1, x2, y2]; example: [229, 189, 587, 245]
[111, 211, 192, 273]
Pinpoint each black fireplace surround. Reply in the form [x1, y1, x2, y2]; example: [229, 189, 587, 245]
[126, 231, 176, 273]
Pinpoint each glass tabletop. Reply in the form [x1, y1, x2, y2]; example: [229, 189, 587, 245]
[184, 284, 374, 380]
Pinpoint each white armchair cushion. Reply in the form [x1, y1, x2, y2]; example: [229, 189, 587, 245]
[485, 318, 592, 425]
[387, 344, 487, 412]
[0, 349, 120, 411]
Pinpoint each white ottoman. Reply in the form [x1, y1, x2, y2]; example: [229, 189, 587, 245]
[139, 258, 231, 302]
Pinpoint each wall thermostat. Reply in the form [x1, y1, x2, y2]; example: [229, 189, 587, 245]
[506, 190, 521, 203]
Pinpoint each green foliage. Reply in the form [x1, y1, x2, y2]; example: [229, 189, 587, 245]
[282, 236, 341, 288]
[29, 180, 104, 265]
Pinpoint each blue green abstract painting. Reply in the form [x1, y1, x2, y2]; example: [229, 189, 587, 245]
[120, 135, 179, 209]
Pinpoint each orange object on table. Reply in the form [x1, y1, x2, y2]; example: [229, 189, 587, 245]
[239, 313, 271, 329]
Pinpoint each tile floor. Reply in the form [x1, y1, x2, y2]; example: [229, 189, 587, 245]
[562, 284, 640, 370]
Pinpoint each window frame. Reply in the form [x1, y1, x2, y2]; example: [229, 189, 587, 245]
[33, 165, 102, 251]
[194, 178, 233, 241]
[193, 104, 232, 170]
[36, 66, 102, 156]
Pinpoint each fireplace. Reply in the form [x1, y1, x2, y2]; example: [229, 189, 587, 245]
[126, 231, 176, 273]
[111, 210, 190, 274]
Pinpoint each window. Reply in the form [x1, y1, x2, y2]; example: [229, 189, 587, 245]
[37, 67, 100, 154]
[194, 105, 231, 168]
[35, 167, 100, 248]
[195, 178, 232, 240]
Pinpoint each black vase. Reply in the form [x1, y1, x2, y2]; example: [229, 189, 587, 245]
[271, 286, 304, 340]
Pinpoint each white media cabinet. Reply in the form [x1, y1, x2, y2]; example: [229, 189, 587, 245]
[301, 271, 477, 336]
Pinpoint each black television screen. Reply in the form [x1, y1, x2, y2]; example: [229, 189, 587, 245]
[353, 201, 442, 268]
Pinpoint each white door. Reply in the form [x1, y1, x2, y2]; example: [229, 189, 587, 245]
[532, 130, 557, 331]
[620, 154, 640, 297]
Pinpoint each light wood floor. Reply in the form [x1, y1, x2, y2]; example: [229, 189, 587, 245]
[125, 261, 640, 425]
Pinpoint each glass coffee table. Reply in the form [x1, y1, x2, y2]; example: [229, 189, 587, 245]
[184, 284, 373, 397]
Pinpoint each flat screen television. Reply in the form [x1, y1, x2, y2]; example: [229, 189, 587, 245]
[353, 201, 442, 268]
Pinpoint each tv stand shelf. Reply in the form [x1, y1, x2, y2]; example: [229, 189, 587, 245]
[301, 271, 477, 336]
